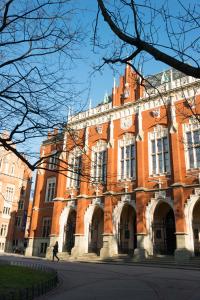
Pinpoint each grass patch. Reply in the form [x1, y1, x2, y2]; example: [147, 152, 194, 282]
[0, 265, 55, 296]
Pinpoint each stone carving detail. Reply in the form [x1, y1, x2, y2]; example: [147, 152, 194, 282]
[121, 194, 131, 204]
[151, 109, 160, 118]
[96, 125, 102, 134]
[120, 115, 132, 130]
[154, 191, 166, 199]
[68, 200, 76, 209]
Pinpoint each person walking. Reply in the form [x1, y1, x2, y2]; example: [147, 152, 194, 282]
[52, 241, 60, 262]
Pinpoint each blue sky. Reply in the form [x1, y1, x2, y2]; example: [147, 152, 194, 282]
[68, 0, 198, 111]
[15, 0, 198, 184]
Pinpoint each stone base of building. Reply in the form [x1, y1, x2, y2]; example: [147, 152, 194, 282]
[133, 248, 148, 261]
[25, 238, 34, 256]
[133, 233, 148, 261]
[46, 235, 57, 260]
[100, 234, 118, 258]
[175, 233, 192, 263]
[25, 237, 50, 257]
[71, 234, 86, 258]
[5, 240, 13, 253]
[174, 249, 191, 264]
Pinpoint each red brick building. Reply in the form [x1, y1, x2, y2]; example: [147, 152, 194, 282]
[0, 147, 32, 253]
[26, 67, 200, 261]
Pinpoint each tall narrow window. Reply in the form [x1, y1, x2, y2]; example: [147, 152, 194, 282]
[185, 126, 200, 169]
[149, 126, 170, 175]
[45, 177, 56, 202]
[69, 155, 82, 188]
[0, 224, 7, 236]
[5, 185, 15, 202]
[15, 216, 22, 227]
[42, 218, 51, 237]
[120, 144, 136, 179]
[48, 153, 58, 170]
[93, 150, 107, 183]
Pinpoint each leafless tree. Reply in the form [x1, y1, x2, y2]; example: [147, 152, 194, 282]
[0, 0, 85, 171]
[93, 0, 200, 128]
[95, 0, 200, 78]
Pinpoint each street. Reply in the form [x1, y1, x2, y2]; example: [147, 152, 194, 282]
[1, 254, 200, 300]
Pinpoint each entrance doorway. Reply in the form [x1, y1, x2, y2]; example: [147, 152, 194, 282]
[65, 210, 76, 254]
[118, 205, 137, 255]
[89, 207, 104, 255]
[192, 200, 200, 256]
[153, 202, 176, 255]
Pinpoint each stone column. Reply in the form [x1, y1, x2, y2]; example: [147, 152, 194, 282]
[46, 199, 63, 259]
[169, 111, 190, 262]
[100, 194, 117, 258]
[71, 197, 89, 257]
[134, 190, 148, 261]
[172, 185, 191, 263]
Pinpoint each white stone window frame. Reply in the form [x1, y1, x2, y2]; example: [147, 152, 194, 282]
[67, 147, 82, 188]
[45, 177, 56, 202]
[118, 133, 136, 181]
[148, 125, 171, 176]
[91, 140, 107, 184]
[5, 184, 15, 203]
[183, 119, 200, 170]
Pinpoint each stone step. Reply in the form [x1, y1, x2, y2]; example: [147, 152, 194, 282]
[76, 252, 100, 261]
[58, 252, 71, 261]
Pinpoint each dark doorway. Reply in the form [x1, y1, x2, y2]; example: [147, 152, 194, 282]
[118, 205, 137, 255]
[165, 209, 176, 255]
[192, 200, 200, 256]
[89, 207, 104, 255]
[65, 210, 76, 254]
[153, 202, 176, 255]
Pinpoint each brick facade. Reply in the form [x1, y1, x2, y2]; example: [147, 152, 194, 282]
[26, 67, 200, 261]
[0, 147, 32, 253]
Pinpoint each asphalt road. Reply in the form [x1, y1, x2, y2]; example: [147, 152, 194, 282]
[1, 254, 200, 300]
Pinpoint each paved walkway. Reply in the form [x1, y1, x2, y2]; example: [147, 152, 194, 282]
[1, 254, 200, 300]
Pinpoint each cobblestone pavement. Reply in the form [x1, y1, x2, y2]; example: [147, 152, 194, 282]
[1, 254, 200, 300]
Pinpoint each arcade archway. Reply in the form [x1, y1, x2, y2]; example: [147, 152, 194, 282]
[65, 209, 76, 254]
[118, 205, 137, 255]
[192, 200, 200, 256]
[153, 202, 176, 255]
[88, 206, 104, 255]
